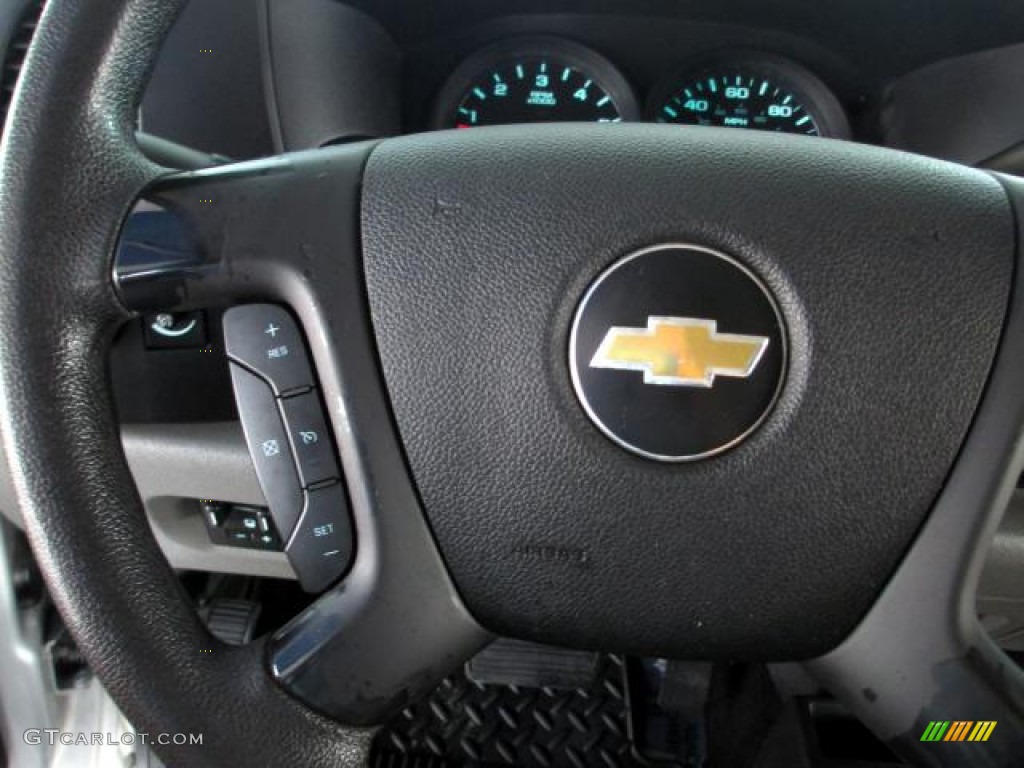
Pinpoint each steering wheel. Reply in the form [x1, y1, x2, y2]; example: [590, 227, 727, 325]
[2, 1, 1023, 765]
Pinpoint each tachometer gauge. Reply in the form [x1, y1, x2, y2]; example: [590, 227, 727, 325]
[650, 55, 849, 139]
[432, 38, 639, 129]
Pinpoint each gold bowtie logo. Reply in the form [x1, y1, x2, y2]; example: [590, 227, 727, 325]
[590, 317, 769, 388]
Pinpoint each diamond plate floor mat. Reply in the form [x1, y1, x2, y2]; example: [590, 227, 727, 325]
[370, 653, 655, 768]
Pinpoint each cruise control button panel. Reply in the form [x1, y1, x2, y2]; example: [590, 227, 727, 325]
[225, 304, 354, 591]
[286, 483, 354, 593]
[224, 304, 314, 396]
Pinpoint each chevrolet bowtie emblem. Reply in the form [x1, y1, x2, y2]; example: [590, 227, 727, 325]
[590, 316, 769, 388]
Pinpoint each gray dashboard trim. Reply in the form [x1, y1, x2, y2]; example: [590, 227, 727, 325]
[0, 422, 292, 580]
[121, 422, 294, 580]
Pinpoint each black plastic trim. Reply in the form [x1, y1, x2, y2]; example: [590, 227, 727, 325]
[260, 0, 401, 150]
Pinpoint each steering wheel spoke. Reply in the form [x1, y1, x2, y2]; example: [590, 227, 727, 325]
[113, 146, 376, 313]
[113, 143, 491, 725]
[804, 174, 1024, 765]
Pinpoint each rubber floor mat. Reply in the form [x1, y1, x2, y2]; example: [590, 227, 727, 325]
[370, 654, 653, 768]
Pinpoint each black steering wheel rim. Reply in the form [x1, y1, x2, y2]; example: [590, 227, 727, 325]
[2, 2, 1024, 766]
[0, 1, 375, 764]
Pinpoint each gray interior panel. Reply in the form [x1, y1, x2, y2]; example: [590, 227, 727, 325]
[0, 422, 294, 580]
[979, 491, 1024, 650]
[123, 422, 295, 580]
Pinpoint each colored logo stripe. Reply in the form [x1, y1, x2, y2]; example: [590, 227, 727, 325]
[920, 720, 996, 742]
[921, 721, 949, 741]
[968, 722, 997, 742]
[944, 721, 973, 741]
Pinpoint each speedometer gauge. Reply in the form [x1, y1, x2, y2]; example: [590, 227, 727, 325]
[649, 55, 849, 139]
[432, 38, 639, 129]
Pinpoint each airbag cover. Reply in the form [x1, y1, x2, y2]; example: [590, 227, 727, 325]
[361, 125, 1011, 659]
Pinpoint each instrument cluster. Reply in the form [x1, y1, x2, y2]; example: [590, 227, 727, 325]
[432, 37, 850, 139]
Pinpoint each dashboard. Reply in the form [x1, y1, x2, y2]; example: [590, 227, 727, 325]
[132, 0, 1024, 166]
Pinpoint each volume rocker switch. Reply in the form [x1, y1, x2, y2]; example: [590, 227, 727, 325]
[229, 365, 304, 539]
[223, 304, 314, 396]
